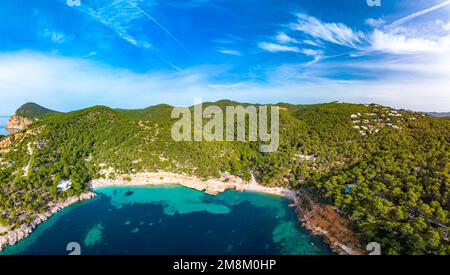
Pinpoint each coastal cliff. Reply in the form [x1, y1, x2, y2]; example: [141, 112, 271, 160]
[295, 192, 365, 255]
[6, 113, 34, 132]
[5, 102, 57, 132]
[0, 132, 24, 151]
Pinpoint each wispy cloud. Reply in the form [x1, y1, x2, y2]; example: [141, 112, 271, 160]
[63, 0, 186, 71]
[128, 1, 188, 54]
[207, 82, 248, 89]
[258, 40, 323, 66]
[290, 13, 365, 48]
[275, 32, 298, 44]
[436, 19, 450, 31]
[261, 6, 450, 67]
[369, 29, 450, 54]
[40, 29, 71, 44]
[252, 5, 450, 109]
[0, 53, 450, 113]
[365, 18, 385, 28]
[0, 52, 448, 113]
[218, 49, 241, 56]
[258, 42, 301, 53]
[387, 0, 450, 28]
[67, 0, 153, 48]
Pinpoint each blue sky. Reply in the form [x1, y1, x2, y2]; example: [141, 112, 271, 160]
[0, 0, 450, 113]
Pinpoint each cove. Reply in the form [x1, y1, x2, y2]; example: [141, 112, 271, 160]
[1, 185, 333, 255]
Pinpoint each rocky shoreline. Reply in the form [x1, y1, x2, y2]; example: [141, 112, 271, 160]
[0, 192, 96, 252]
[90, 172, 364, 255]
[295, 192, 365, 255]
[0, 172, 360, 255]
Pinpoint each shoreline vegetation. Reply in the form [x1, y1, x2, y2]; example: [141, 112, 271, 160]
[0, 192, 96, 252]
[90, 172, 363, 255]
[0, 170, 362, 255]
[4, 101, 445, 254]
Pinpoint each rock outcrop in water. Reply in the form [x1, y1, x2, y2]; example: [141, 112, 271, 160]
[0, 192, 96, 251]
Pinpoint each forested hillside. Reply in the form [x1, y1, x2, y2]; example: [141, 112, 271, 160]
[14, 102, 58, 119]
[0, 101, 448, 254]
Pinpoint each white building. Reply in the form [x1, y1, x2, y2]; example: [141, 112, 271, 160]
[57, 180, 72, 191]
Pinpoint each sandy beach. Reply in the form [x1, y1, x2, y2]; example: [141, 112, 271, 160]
[90, 171, 297, 200]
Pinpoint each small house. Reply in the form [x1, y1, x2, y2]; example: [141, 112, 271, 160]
[57, 180, 72, 191]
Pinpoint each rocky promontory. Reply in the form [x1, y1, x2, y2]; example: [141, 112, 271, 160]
[0, 192, 97, 252]
[6, 113, 34, 132]
[295, 192, 365, 255]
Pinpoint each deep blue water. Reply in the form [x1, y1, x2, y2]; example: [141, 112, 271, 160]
[1, 186, 333, 255]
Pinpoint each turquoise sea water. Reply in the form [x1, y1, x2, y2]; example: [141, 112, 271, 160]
[1, 185, 332, 255]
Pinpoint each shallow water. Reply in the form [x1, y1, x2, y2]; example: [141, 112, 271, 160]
[1, 185, 333, 255]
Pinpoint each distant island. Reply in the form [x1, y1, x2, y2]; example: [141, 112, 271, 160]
[426, 112, 450, 118]
[0, 101, 449, 255]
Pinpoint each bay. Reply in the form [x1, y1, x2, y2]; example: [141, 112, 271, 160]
[1, 185, 333, 255]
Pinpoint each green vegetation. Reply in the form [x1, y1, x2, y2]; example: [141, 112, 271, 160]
[14, 102, 58, 119]
[0, 101, 448, 254]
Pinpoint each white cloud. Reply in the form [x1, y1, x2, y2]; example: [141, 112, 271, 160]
[282, 11, 450, 56]
[0, 51, 448, 113]
[290, 13, 364, 48]
[370, 29, 450, 54]
[301, 49, 322, 57]
[387, 0, 450, 28]
[275, 32, 298, 44]
[365, 18, 385, 28]
[41, 29, 70, 44]
[69, 0, 153, 49]
[436, 19, 450, 31]
[258, 42, 301, 53]
[207, 82, 248, 89]
[218, 49, 241, 56]
[303, 40, 321, 47]
[128, 1, 187, 53]
[84, 52, 97, 58]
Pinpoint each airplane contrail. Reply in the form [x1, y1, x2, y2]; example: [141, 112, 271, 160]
[387, 0, 450, 28]
[128, 1, 189, 54]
